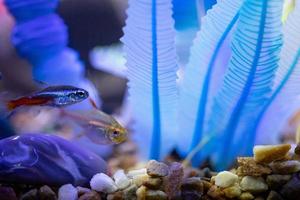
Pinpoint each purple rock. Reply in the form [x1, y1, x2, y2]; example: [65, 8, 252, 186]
[0, 186, 17, 200]
[0, 134, 107, 186]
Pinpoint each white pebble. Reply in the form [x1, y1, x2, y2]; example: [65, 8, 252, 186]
[90, 173, 118, 193]
[113, 169, 131, 189]
[240, 176, 268, 193]
[127, 168, 147, 178]
[58, 184, 78, 200]
[215, 171, 238, 188]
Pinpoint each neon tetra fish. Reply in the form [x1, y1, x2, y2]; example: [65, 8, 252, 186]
[6, 85, 89, 110]
[62, 99, 128, 144]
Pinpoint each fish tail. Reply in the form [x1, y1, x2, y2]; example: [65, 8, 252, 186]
[0, 92, 10, 112]
[7, 101, 18, 111]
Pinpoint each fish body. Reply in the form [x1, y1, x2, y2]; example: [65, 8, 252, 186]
[7, 85, 89, 110]
[63, 108, 127, 144]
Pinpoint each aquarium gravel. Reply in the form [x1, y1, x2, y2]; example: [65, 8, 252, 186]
[1, 143, 300, 199]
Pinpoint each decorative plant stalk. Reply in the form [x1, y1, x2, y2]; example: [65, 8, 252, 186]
[176, 0, 242, 165]
[252, 1, 300, 150]
[122, 0, 178, 159]
[207, 0, 283, 170]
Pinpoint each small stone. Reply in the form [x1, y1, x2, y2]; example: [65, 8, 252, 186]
[76, 187, 91, 196]
[20, 189, 38, 200]
[127, 168, 147, 178]
[269, 160, 300, 174]
[58, 184, 78, 200]
[145, 190, 167, 200]
[78, 191, 101, 200]
[39, 185, 57, 200]
[215, 171, 238, 188]
[164, 162, 183, 199]
[239, 192, 254, 200]
[266, 174, 291, 190]
[280, 175, 300, 200]
[181, 177, 204, 193]
[267, 191, 284, 200]
[107, 191, 123, 200]
[223, 184, 241, 199]
[123, 184, 137, 200]
[254, 197, 264, 200]
[133, 174, 149, 187]
[181, 191, 202, 200]
[143, 177, 162, 190]
[146, 160, 169, 177]
[90, 173, 118, 193]
[202, 181, 213, 193]
[240, 176, 268, 193]
[136, 186, 147, 200]
[253, 144, 291, 163]
[207, 185, 225, 200]
[0, 186, 17, 200]
[181, 177, 204, 200]
[113, 170, 131, 190]
[295, 143, 300, 155]
[237, 157, 272, 177]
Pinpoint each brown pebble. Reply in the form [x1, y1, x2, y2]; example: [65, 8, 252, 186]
[266, 174, 291, 190]
[107, 191, 123, 200]
[20, 189, 38, 200]
[267, 191, 284, 200]
[78, 191, 101, 200]
[207, 185, 225, 200]
[145, 190, 167, 200]
[0, 186, 17, 200]
[223, 184, 241, 198]
[269, 160, 300, 174]
[136, 186, 147, 200]
[123, 184, 137, 200]
[237, 157, 272, 176]
[39, 185, 57, 200]
[143, 177, 162, 190]
[253, 144, 291, 163]
[202, 180, 212, 193]
[146, 160, 169, 177]
[181, 177, 203, 193]
[164, 162, 183, 198]
[295, 143, 300, 155]
[239, 192, 254, 200]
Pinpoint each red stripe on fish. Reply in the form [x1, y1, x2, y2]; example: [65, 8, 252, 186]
[7, 97, 52, 110]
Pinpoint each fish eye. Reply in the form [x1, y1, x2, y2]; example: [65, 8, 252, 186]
[77, 91, 85, 97]
[112, 130, 119, 136]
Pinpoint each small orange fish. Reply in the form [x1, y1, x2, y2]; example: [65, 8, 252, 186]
[6, 85, 89, 111]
